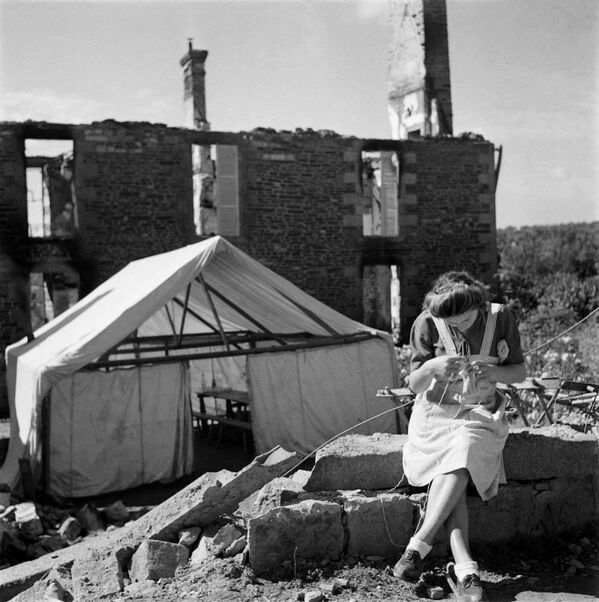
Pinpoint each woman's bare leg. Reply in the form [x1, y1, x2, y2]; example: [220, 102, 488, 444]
[413, 468, 470, 545]
[445, 489, 473, 564]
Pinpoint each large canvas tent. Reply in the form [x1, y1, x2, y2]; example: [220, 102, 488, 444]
[1, 236, 400, 497]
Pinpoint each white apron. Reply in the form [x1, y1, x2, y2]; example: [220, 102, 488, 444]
[402, 304, 508, 501]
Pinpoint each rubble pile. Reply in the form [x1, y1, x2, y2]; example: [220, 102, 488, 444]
[0, 446, 300, 601]
[0, 494, 151, 569]
[0, 428, 597, 601]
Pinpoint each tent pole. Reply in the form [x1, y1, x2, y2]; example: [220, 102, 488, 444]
[200, 280, 288, 345]
[277, 291, 341, 336]
[178, 283, 192, 346]
[197, 273, 230, 350]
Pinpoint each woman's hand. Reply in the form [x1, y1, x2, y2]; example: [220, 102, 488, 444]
[470, 360, 497, 384]
[426, 354, 469, 382]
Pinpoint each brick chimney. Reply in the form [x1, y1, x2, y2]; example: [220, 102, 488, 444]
[387, 0, 453, 139]
[180, 40, 210, 131]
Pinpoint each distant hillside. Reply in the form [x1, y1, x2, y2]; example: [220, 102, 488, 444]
[496, 222, 599, 380]
[497, 222, 599, 282]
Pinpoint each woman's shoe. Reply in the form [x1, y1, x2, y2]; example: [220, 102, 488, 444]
[457, 573, 485, 602]
[446, 563, 486, 602]
[393, 548, 424, 582]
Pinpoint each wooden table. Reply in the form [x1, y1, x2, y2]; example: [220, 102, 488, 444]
[193, 389, 252, 451]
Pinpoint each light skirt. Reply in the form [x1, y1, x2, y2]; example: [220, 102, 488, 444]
[402, 392, 508, 501]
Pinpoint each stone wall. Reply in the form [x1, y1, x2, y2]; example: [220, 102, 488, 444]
[0, 124, 29, 403]
[0, 120, 497, 415]
[72, 121, 197, 291]
[396, 137, 497, 336]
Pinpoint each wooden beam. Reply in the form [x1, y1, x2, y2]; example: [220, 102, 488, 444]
[84, 332, 376, 370]
[201, 279, 288, 345]
[197, 273, 229, 350]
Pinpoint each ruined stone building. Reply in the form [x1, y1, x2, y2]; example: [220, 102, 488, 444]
[0, 0, 499, 414]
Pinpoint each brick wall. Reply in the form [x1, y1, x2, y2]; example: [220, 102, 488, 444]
[72, 121, 197, 292]
[0, 124, 29, 412]
[0, 120, 497, 415]
[240, 129, 364, 319]
[396, 137, 497, 337]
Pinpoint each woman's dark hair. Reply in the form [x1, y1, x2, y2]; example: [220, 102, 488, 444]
[423, 271, 490, 318]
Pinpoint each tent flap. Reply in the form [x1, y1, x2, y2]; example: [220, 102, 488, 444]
[48, 363, 193, 498]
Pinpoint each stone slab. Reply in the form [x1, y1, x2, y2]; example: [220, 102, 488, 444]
[304, 433, 408, 492]
[248, 499, 344, 574]
[503, 426, 598, 480]
[342, 491, 414, 559]
[469, 475, 598, 545]
[133, 445, 298, 542]
[129, 539, 189, 582]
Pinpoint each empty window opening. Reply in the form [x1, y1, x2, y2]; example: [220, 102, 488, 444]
[362, 264, 401, 336]
[25, 139, 76, 239]
[29, 273, 55, 330]
[29, 269, 79, 331]
[362, 151, 382, 236]
[390, 264, 400, 342]
[192, 143, 239, 237]
[362, 150, 398, 237]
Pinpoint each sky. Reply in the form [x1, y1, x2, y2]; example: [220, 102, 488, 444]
[0, 0, 597, 228]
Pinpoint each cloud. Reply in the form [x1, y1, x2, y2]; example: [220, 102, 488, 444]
[0, 88, 176, 127]
[353, 0, 388, 21]
[0, 90, 105, 124]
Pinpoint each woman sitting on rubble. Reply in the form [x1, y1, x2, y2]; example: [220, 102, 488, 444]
[394, 271, 526, 602]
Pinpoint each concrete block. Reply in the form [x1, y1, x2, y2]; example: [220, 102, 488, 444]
[503, 426, 598, 480]
[248, 500, 344, 574]
[305, 433, 408, 492]
[134, 445, 298, 542]
[343, 491, 413, 558]
[129, 540, 189, 582]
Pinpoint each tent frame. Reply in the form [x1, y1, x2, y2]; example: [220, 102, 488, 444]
[86, 331, 377, 370]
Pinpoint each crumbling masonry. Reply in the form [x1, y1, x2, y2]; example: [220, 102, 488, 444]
[0, 0, 499, 414]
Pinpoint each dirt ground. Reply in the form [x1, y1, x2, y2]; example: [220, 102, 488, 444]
[95, 433, 599, 602]
[3, 426, 599, 601]
[107, 523, 599, 601]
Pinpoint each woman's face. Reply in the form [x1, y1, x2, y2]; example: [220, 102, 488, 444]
[445, 309, 478, 332]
